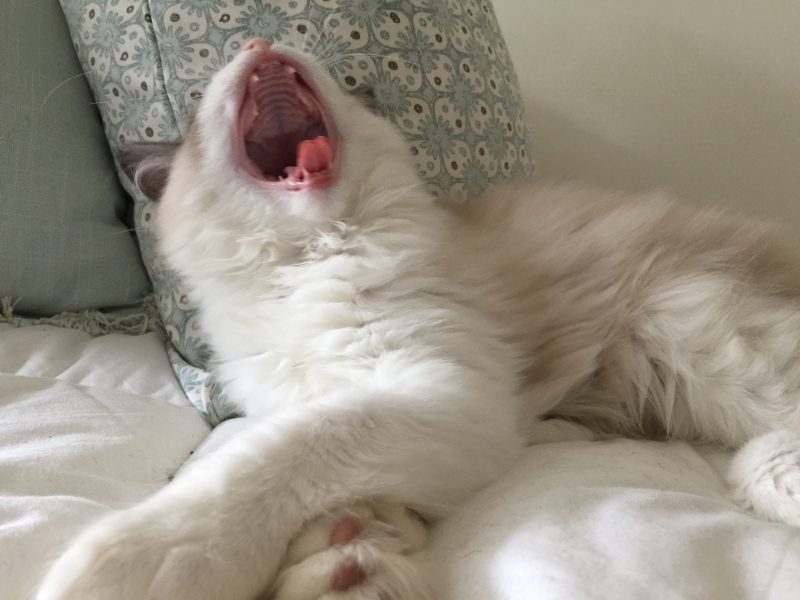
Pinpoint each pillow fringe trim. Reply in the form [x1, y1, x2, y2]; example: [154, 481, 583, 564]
[0, 295, 163, 337]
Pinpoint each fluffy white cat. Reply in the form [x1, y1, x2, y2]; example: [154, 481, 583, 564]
[37, 39, 800, 600]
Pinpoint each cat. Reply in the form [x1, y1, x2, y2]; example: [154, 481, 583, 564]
[36, 38, 800, 600]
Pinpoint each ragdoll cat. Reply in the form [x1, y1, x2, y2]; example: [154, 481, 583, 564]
[37, 38, 800, 600]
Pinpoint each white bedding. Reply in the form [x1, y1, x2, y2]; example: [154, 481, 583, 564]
[0, 325, 210, 600]
[426, 441, 800, 599]
[1, 325, 798, 599]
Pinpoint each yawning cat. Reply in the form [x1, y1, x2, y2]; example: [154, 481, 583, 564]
[37, 38, 800, 600]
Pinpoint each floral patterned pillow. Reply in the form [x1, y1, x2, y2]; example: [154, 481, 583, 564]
[59, 0, 534, 423]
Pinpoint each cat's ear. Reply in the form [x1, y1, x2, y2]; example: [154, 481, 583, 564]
[118, 142, 180, 201]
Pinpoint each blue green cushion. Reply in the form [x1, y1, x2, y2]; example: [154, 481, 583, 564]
[0, 0, 151, 316]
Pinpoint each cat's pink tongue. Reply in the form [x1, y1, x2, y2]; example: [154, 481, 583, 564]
[297, 136, 332, 173]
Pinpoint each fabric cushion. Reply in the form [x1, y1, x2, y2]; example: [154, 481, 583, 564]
[59, 0, 534, 422]
[0, 1, 151, 316]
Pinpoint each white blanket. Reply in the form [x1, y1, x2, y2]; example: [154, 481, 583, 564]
[426, 440, 800, 599]
[1, 325, 798, 599]
[0, 325, 210, 599]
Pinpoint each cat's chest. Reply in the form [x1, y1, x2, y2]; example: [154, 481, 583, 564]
[206, 277, 472, 416]
[204, 282, 393, 409]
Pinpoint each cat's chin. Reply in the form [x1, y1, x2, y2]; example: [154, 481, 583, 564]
[233, 39, 338, 192]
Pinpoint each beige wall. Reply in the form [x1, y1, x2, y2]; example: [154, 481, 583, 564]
[492, 1, 799, 240]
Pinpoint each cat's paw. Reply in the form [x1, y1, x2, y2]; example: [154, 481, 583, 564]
[36, 504, 247, 600]
[270, 502, 430, 600]
[729, 428, 800, 526]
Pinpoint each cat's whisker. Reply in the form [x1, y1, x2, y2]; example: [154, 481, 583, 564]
[40, 71, 91, 109]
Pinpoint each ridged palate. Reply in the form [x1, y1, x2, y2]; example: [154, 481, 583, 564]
[248, 64, 312, 139]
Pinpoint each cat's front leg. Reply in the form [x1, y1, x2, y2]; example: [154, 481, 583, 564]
[36, 490, 282, 600]
[35, 415, 311, 599]
[35, 431, 311, 600]
[37, 389, 523, 600]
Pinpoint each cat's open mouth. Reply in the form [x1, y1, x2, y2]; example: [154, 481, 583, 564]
[236, 48, 336, 191]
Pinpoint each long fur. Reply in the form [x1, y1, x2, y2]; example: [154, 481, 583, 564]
[37, 42, 800, 600]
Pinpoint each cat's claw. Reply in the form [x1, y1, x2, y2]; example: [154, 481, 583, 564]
[270, 502, 430, 600]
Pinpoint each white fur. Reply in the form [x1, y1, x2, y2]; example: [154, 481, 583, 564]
[37, 42, 800, 600]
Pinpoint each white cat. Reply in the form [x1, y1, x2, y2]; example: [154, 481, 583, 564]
[37, 38, 800, 600]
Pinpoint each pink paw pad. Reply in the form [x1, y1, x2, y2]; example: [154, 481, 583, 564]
[329, 516, 362, 546]
[330, 558, 367, 591]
